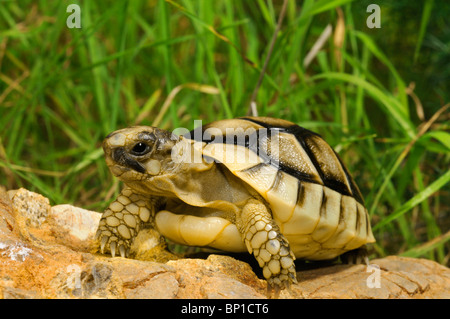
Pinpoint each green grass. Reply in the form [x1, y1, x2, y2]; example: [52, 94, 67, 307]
[0, 0, 449, 265]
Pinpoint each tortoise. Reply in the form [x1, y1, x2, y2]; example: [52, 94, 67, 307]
[96, 117, 375, 289]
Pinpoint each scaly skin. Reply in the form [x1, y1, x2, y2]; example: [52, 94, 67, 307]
[237, 198, 297, 290]
[95, 187, 163, 257]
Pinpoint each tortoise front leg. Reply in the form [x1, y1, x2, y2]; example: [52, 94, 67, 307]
[236, 198, 297, 292]
[96, 187, 162, 258]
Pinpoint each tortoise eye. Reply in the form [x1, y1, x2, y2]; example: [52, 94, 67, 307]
[131, 142, 150, 156]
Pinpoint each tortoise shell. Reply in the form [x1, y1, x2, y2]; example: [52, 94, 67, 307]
[184, 116, 375, 260]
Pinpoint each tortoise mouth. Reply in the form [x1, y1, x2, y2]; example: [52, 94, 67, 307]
[104, 144, 147, 177]
[108, 147, 146, 174]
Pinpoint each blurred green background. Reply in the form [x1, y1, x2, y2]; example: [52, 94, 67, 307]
[0, 0, 449, 264]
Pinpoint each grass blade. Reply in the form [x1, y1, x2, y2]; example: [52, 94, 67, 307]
[312, 72, 415, 138]
[414, 0, 435, 63]
[373, 170, 450, 230]
[351, 30, 409, 114]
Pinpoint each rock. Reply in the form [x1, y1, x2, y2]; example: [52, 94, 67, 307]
[48, 204, 101, 252]
[0, 187, 449, 299]
[167, 256, 266, 298]
[0, 188, 15, 237]
[7, 188, 50, 228]
[286, 256, 450, 299]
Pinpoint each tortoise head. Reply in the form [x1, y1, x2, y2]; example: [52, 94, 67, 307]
[102, 126, 180, 183]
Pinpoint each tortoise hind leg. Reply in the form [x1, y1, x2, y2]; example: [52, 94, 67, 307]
[236, 198, 297, 292]
[340, 246, 370, 265]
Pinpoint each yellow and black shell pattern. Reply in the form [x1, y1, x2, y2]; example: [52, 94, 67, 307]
[187, 117, 375, 260]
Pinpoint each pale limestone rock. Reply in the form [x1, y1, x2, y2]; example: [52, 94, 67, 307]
[50, 204, 101, 241]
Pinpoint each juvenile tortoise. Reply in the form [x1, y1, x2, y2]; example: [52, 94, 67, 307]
[96, 117, 375, 290]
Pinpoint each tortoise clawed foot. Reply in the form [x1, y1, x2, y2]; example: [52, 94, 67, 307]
[341, 246, 370, 265]
[97, 233, 130, 258]
[261, 246, 297, 289]
[264, 252, 297, 296]
[266, 271, 297, 299]
[96, 220, 132, 258]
